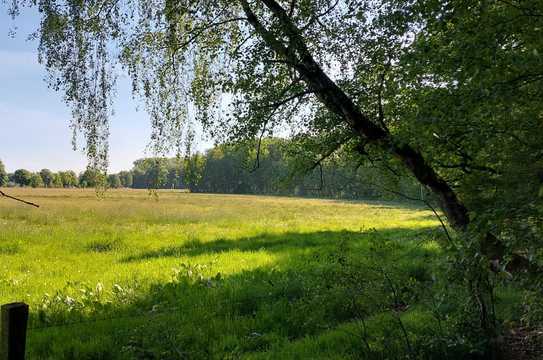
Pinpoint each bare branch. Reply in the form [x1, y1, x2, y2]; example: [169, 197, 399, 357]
[0, 190, 40, 208]
[435, 161, 499, 175]
[300, 0, 341, 32]
[169, 17, 248, 52]
[308, 134, 354, 172]
[248, 119, 269, 173]
[288, 0, 297, 17]
[258, 89, 313, 110]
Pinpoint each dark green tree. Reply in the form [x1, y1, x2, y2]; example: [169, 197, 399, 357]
[13, 169, 32, 187]
[39, 169, 54, 187]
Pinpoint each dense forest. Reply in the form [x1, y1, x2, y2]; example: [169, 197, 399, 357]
[0, 138, 420, 200]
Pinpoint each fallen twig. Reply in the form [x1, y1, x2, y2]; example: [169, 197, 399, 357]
[0, 190, 40, 208]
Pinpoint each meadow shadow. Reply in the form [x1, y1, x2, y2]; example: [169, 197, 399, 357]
[120, 226, 442, 263]
[28, 225, 451, 359]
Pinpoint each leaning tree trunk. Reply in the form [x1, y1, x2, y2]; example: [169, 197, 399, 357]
[241, 0, 470, 232]
[241, 0, 539, 275]
[241, 1, 511, 344]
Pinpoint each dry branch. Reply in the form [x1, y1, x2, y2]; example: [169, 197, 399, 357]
[0, 190, 40, 208]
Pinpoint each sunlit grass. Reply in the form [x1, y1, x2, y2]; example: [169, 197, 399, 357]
[0, 188, 436, 305]
[0, 188, 470, 359]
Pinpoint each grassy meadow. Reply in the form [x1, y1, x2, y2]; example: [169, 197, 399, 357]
[0, 188, 517, 359]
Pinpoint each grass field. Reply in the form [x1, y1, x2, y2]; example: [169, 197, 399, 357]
[0, 188, 516, 359]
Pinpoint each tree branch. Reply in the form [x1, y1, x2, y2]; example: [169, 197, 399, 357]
[0, 190, 40, 208]
[300, 0, 341, 32]
[288, 0, 297, 17]
[308, 135, 354, 172]
[169, 16, 248, 52]
[245, 0, 471, 232]
[435, 161, 499, 175]
[258, 89, 313, 110]
[248, 120, 268, 173]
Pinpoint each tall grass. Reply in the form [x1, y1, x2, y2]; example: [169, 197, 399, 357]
[0, 188, 510, 359]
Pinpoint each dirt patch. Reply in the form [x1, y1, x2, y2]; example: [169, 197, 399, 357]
[500, 327, 543, 360]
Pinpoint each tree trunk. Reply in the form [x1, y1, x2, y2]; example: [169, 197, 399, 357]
[242, 0, 470, 231]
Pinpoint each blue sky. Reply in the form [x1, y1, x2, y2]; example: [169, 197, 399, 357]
[0, 7, 211, 173]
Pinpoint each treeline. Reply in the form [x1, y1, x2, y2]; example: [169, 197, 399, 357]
[0, 165, 97, 189]
[0, 165, 133, 190]
[0, 138, 420, 200]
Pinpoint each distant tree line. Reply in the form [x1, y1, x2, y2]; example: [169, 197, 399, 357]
[0, 164, 81, 189]
[0, 138, 420, 200]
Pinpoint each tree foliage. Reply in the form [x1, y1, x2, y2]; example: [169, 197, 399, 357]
[107, 173, 122, 188]
[29, 173, 44, 188]
[0, 159, 7, 186]
[79, 168, 105, 188]
[40, 168, 54, 187]
[13, 169, 32, 186]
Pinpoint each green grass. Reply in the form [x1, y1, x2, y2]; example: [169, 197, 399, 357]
[0, 188, 512, 359]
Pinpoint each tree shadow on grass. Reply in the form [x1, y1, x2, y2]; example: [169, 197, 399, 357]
[27, 226, 471, 360]
[324, 198, 426, 209]
[120, 226, 443, 263]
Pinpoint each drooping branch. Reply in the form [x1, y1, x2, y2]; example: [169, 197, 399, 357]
[303, 162, 324, 191]
[334, 168, 457, 249]
[248, 90, 307, 173]
[248, 117, 269, 173]
[363, 151, 402, 178]
[0, 190, 40, 208]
